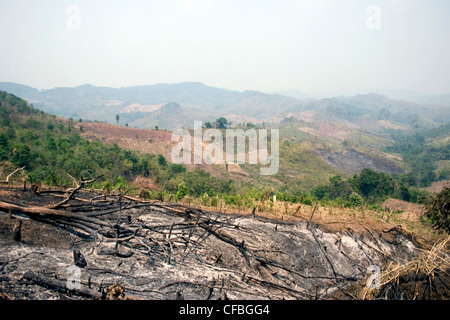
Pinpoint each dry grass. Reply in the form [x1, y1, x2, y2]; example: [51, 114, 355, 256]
[382, 198, 425, 222]
[358, 236, 450, 300]
[180, 198, 440, 243]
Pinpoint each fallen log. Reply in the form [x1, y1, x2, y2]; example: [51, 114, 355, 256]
[46, 174, 103, 209]
[23, 271, 102, 299]
[0, 200, 72, 217]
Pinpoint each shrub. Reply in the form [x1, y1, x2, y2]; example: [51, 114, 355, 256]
[200, 193, 210, 206]
[102, 180, 114, 192]
[176, 182, 188, 200]
[349, 192, 364, 207]
[299, 194, 314, 206]
[425, 188, 450, 233]
[210, 196, 219, 207]
[139, 189, 151, 199]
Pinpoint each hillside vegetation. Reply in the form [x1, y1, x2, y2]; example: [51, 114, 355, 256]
[0, 91, 234, 198]
[1, 91, 446, 219]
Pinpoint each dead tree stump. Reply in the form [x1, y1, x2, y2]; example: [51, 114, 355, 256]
[12, 220, 22, 242]
[73, 249, 87, 268]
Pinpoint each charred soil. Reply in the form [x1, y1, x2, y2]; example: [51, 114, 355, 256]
[0, 184, 447, 300]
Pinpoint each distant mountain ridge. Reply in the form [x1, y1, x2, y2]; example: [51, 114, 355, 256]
[0, 81, 449, 131]
[0, 81, 302, 128]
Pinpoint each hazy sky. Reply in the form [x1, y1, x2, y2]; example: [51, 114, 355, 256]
[0, 0, 449, 96]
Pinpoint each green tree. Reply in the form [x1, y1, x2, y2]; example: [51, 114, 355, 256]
[329, 175, 353, 199]
[157, 154, 167, 166]
[357, 168, 394, 199]
[0, 133, 9, 149]
[176, 182, 189, 200]
[47, 121, 54, 131]
[311, 184, 330, 200]
[116, 114, 120, 125]
[399, 184, 411, 201]
[349, 192, 364, 207]
[11, 143, 31, 168]
[169, 163, 186, 175]
[46, 136, 57, 151]
[216, 117, 228, 129]
[204, 121, 212, 128]
[0, 133, 10, 160]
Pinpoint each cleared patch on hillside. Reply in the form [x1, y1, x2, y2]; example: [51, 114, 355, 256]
[382, 198, 425, 222]
[428, 180, 450, 194]
[77, 122, 252, 183]
[299, 122, 351, 141]
[317, 149, 404, 175]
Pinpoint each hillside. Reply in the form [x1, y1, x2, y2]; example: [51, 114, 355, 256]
[3, 82, 449, 187]
[291, 93, 450, 132]
[2, 82, 449, 133]
[2, 89, 447, 204]
[1, 91, 449, 302]
[0, 82, 300, 129]
[0, 91, 238, 198]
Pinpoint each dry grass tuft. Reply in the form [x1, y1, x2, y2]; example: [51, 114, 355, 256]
[359, 236, 450, 300]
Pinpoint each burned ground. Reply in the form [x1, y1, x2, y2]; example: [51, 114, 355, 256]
[317, 149, 403, 175]
[0, 184, 439, 300]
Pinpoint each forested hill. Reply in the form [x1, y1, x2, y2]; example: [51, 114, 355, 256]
[0, 91, 234, 197]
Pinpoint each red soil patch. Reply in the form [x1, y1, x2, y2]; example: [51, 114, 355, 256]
[382, 198, 425, 222]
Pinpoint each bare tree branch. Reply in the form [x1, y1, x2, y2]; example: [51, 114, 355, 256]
[2, 166, 25, 184]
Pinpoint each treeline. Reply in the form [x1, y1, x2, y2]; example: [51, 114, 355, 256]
[385, 124, 450, 186]
[311, 168, 430, 206]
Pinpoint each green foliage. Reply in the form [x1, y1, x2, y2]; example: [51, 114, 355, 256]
[199, 192, 210, 206]
[210, 195, 219, 207]
[309, 168, 431, 206]
[273, 190, 313, 205]
[157, 154, 167, 166]
[355, 168, 395, 200]
[329, 175, 353, 199]
[183, 169, 234, 197]
[169, 163, 186, 174]
[139, 189, 151, 199]
[386, 125, 450, 187]
[176, 182, 188, 200]
[0, 90, 441, 215]
[425, 188, 450, 233]
[11, 143, 31, 168]
[348, 192, 364, 207]
[216, 117, 228, 129]
[47, 121, 54, 131]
